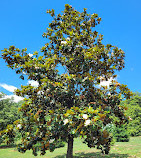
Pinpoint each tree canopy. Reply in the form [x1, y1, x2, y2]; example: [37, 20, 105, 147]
[0, 93, 21, 144]
[121, 93, 141, 136]
[1, 4, 132, 158]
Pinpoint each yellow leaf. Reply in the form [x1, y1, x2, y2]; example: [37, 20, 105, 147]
[42, 137, 47, 141]
[49, 110, 54, 114]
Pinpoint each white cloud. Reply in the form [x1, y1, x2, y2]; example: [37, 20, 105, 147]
[28, 80, 39, 87]
[0, 95, 23, 103]
[0, 83, 17, 92]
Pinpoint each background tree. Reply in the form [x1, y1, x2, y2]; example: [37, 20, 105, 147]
[104, 123, 130, 143]
[121, 92, 141, 136]
[1, 4, 132, 158]
[113, 124, 130, 142]
[0, 93, 21, 144]
[102, 92, 141, 142]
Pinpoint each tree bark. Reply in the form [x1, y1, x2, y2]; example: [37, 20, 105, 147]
[66, 134, 73, 158]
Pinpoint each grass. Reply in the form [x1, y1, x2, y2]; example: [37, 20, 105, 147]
[0, 137, 141, 158]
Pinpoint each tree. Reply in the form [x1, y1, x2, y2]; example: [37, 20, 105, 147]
[113, 124, 130, 142]
[0, 93, 21, 144]
[121, 93, 141, 136]
[1, 4, 132, 158]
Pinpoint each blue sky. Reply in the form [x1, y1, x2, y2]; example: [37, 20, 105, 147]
[0, 0, 141, 98]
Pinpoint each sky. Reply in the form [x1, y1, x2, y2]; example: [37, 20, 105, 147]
[0, 0, 141, 101]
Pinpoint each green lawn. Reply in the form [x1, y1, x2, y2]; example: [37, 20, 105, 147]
[0, 137, 141, 158]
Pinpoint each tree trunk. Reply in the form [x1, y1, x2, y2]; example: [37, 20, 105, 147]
[66, 134, 73, 158]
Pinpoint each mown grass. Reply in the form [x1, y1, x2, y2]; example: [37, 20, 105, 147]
[0, 137, 141, 158]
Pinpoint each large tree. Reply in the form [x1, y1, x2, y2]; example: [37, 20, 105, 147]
[0, 94, 20, 131]
[121, 92, 141, 136]
[0, 93, 21, 144]
[1, 4, 132, 158]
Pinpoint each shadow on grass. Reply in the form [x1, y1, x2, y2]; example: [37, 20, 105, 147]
[0, 144, 17, 149]
[54, 152, 129, 158]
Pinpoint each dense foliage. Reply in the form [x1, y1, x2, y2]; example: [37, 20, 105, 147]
[1, 4, 132, 157]
[106, 93, 141, 142]
[113, 124, 130, 142]
[103, 123, 130, 143]
[122, 93, 141, 136]
[0, 93, 21, 144]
